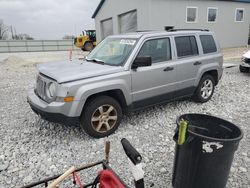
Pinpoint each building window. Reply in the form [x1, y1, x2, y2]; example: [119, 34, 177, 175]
[137, 38, 171, 63]
[207, 7, 218, 23]
[119, 10, 137, 33]
[235, 8, 244, 22]
[175, 36, 198, 58]
[186, 7, 198, 23]
[200, 35, 217, 54]
[101, 18, 113, 39]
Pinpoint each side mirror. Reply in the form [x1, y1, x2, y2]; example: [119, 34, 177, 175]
[132, 56, 152, 69]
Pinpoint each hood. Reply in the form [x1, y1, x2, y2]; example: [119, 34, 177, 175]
[243, 50, 250, 59]
[37, 59, 124, 83]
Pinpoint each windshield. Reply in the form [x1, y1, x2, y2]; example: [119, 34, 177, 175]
[86, 38, 138, 66]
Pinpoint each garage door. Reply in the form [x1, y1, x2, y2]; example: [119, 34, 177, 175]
[119, 10, 137, 33]
[101, 18, 113, 39]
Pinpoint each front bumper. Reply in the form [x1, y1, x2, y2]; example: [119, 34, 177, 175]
[241, 57, 250, 68]
[27, 89, 79, 125]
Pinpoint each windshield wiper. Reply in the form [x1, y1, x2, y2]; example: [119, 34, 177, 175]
[86, 58, 105, 65]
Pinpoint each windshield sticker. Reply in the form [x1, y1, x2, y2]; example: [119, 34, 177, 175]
[120, 39, 136, 45]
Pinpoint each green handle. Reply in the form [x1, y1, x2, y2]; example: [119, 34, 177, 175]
[178, 119, 188, 145]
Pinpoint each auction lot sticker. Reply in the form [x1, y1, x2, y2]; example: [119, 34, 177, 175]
[120, 39, 136, 45]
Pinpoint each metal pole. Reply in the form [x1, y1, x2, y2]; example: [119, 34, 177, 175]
[42, 40, 45, 52]
[105, 139, 111, 164]
[7, 40, 10, 53]
[25, 40, 28, 52]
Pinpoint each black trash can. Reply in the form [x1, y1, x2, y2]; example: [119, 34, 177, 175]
[172, 113, 243, 188]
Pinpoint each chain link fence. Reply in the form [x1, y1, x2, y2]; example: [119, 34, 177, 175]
[0, 40, 77, 53]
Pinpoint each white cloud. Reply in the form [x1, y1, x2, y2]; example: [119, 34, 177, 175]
[0, 0, 100, 39]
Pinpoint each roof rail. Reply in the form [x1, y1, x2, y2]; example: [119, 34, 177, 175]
[168, 29, 209, 32]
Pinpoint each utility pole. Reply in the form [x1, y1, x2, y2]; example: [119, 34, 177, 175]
[10, 25, 14, 39]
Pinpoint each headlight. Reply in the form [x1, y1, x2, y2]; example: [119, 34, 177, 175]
[47, 82, 57, 98]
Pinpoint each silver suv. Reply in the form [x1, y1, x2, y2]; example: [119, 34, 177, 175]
[27, 30, 223, 138]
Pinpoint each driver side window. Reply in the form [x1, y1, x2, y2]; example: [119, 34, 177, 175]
[137, 38, 171, 63]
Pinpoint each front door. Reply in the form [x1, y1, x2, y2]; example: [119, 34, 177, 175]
[131, 37, 177, 109]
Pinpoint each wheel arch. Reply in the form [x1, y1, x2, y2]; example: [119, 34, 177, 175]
[203, 70, 218, 85]
[196, 69, 219, 86]
[69, 79, 131, 117]
[82, 89, 128, 115]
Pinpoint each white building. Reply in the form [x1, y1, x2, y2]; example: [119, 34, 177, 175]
[92, 0, 250, 47]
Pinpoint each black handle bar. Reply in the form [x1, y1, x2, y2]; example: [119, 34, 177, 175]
[121, 138, 142, 165]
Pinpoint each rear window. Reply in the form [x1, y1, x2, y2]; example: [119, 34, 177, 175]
[175, 36, 198, 58]
[200, 35, 217, 54]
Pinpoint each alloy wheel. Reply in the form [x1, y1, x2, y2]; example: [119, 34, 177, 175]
[200, 79, 213, 99]
[91, 105, 118, 133]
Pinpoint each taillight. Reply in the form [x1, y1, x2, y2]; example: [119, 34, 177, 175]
[79, 38, 82, 43]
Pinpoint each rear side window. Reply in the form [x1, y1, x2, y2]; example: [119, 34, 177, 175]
[175, 36, 198, 58]
[137, 38, 171, 63]
[200, 35, 217, 54]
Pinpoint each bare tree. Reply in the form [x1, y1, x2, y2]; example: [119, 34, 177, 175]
[0, 19, 9, 40]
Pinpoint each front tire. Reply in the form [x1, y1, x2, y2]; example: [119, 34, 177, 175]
[83, 42, 94, 51]
[193, 74, 215, 103]
[80, 96, 122, 138]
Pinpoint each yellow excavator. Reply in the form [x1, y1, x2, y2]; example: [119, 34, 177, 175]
[74, 30, 96, 51]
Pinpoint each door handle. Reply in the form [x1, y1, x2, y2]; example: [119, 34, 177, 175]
[193, 61, 202, 66]
[163, 67, 174, 71]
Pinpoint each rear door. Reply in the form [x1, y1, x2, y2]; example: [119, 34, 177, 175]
[131, 37, 177, 108]
[173, 35, 203, 97]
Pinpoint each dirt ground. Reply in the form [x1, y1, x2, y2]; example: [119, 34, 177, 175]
[0, 50, 89, 69]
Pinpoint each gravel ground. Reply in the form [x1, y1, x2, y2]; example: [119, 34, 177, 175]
[0, 52, 249, 188]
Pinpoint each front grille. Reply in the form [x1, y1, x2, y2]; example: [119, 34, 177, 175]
[36, 75, 47, 100]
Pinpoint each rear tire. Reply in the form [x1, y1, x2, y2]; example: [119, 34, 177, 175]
[193, 74, 215, 103]
[80, 96, 122, 138]
[83, 42, 94, 51]
[239, 65, 248, 73]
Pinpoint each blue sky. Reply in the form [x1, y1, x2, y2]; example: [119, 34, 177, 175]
[0, 0, 100, 39]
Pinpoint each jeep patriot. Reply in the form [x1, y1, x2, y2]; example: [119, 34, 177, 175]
[27, 30, 223, 138]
